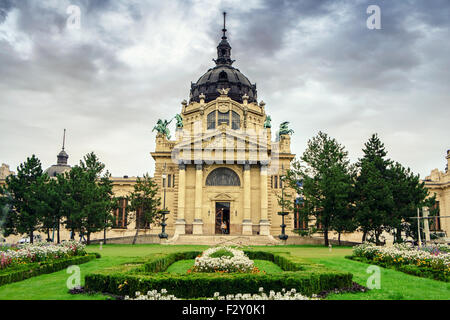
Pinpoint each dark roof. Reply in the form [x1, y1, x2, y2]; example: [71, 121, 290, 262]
[189, 65, 257, 104]
[189, 17, 257, 104]
[45, 164, 71, 177]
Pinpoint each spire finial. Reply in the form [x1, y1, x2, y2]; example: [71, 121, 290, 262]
[62, 128, 66, 150]
[222, 11, 227, 39]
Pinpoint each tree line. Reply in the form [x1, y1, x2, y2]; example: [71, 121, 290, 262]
[0, 152, 161, 245]
[285, 132, 436, 246]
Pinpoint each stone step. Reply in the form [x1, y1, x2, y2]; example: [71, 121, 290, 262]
[166, 234, 281, 246]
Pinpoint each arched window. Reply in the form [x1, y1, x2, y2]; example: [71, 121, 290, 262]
[207, 111, 216, 129]
[219, 70, 228, 80]
[232, 111, 240, 130]
[218, 111, 229, 125]
[206, 167, 241, 186]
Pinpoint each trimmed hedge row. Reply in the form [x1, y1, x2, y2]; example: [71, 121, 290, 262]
[85, 270, 352, 298]
[141, 251, 201, 273]
[347, 255, 449, 282]
[85, 250, 352, 298]
[0, 253, 99, 287]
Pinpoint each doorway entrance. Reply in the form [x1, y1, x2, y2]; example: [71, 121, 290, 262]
[215, 202, 230, 234]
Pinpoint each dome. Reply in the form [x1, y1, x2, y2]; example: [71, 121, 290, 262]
[45, 164, 71, 177]
[45, 130, 71, 177]
[189, 65, 257, 104]
[189, 14, 257, 104]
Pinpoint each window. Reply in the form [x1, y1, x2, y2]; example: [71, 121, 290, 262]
[135, 208, 150, 229]
[271, 175, 285, 189]
[207, 111, 216, 129]
[316, 212, 323, 231]
[219, 70, 228, 80]
[113, 198, 128, 229]
[232, 111, 240, 130]
[167, 175, 171, 188]
[430, 201, 441, 231]
[206, 167, 240, 186]
[294, 202, 308, 230]
[218, 111, 229, 125]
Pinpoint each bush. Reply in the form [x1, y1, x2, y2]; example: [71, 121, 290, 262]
[0, 253, 98, 287]
[209, 249, 234, 258]
[85, 250, 352, 298]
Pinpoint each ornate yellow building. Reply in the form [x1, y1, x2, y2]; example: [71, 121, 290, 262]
[148, 19, 296, 239]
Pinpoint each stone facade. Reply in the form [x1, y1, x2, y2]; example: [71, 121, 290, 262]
[149, 91, 295, 238]
[422, 150, 450, 238]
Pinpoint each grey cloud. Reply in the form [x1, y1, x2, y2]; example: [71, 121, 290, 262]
[0, 0, 449, 178]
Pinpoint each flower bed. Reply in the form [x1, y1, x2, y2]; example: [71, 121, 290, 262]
[350, 242, 450, 282]
[190, 247, 258, 273]
[0, 241, 86, 270]
[0, 253, 98, 287]
[124, 287, 317, 300]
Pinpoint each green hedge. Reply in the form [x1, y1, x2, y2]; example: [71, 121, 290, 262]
[85, 250, 352, 298]
[85, 271, 352, 298]
[346, 255, 449, 282]
[0, 253, 99, 287]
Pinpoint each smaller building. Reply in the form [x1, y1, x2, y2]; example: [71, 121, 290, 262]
[423, 150, 450, 237]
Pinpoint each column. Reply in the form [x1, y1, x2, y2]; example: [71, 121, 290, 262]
[174, 162, 186, 235]
[193, 164, 204, 234]
[259, 164, 270, 235]
[423, 206, 431, 242]
[242, 162, 252, 235]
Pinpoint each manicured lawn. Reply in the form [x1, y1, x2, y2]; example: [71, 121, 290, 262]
[166, 259, 283, 274]
[0, 244, 448, 300]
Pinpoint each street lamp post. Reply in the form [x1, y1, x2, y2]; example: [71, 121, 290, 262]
[278, 174, 289, 241]
[159, 164, 169, 239]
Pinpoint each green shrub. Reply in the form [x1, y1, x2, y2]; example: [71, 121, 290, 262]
[0, 253, 98, 287]
[346, 255, 449, 282]
[85, 250, 353, 298]
[209, 249, 234, 258]
[85, 270, 352, 299]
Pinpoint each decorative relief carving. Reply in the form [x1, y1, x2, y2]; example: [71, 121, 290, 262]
[218, 103, 230, 113]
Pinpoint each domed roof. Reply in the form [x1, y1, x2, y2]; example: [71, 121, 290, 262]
[45, 129, 71, 177]
[189, 13, 257, 104]
[45, 164, 71, 177]
[190, 65, 257, 104]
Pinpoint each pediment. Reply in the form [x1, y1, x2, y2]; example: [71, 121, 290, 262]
[209, 193, 236, 201]
[174, 129, 269, 151]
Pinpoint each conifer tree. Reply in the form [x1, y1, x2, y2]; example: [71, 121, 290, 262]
[127, 173, 161, 245]
[63, 152, 114, 244]
[355, 134, 393, 244]
[1, 155, 50, 243]
[286, 131, 354, 246]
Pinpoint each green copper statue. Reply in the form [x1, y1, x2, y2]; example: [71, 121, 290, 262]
[278, 121, 294, 137]
[264, 115, 272, 128]
[153, 118, 172, 140]
[174, 114, 183, 129]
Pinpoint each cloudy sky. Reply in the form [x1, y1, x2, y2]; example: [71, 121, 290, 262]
[0, 0, 449, 178]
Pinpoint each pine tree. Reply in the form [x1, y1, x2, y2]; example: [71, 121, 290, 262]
[63, 152, 114, 244]
[2, 155, 50, 243]
[355, 134, 393, 244]
[388, 162, 432, 242]
[127, 173, 161, 245]
[286, 131, 354, 246]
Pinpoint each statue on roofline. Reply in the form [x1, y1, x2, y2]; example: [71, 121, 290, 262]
[174, 114, 183, 129]
[153, 118, 172, 140]
[264, 115, 272, 128]
[278, 121, 294, 137]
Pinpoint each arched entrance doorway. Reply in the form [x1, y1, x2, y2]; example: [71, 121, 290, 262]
[215, 202, 230, 234]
